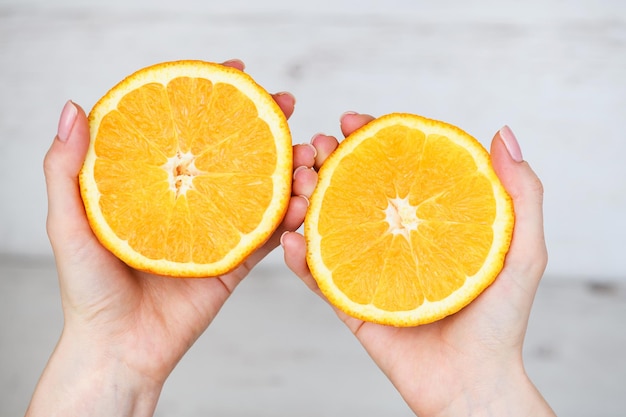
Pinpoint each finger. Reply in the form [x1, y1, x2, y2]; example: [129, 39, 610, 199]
[280, 231, 322, 295]
[310, 133, 339, 171]
[43, 101, 96, 253]
[280, 195, 310, 232]
[272, 91, 296, 120]
[245, 160, 312, 267]
[292, 166, 317, 197]
[244, 196, 309, 269]
[490, 126, 547, 292]
[339, 112, 375, 137]
[292, 143, 317, 168]
[221, 59, 245, 71]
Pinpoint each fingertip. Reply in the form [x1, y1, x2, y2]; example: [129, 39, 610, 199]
[490, 128, 543, 203]
[279, 230, 290, 248]
[279, 229, 305, 251]
[45, 101, 90, 176]
[274, 91, 296, 105]
[281, 230, 307, 269]
[292, 165, 317, 197]
[279, 194, 309, 232]
[497, 125, 523, 163]
[340, 112, 375, 137]
[56, 100, 78, 142]
[310, 133, 339, 170]
[222, 59, 245, 71]
[292, 165, 310, 180]
[292, 143, 317, 168]
[281, 231, 323, 295]
[297, 193, 310, 207]
[340, 110, 358, 121]
[273, 91, 296, 119]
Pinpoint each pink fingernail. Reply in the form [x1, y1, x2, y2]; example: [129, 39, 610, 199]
[293, 165, 310, 180]
[223, 58, 245, 70]
[298, 194, 310, 207]
[340, 111, 358, 121]
[275, 91, 296, 105]
[309, 132, 326, 145]
[279, 231, 290, 247]
[499, 125, 523, 163]
[57, 100, 78, 142]
[304, 143, 317, 159]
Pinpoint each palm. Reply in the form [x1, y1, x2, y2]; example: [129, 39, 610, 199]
[343, 274, 526, 413]
[62, 239, 256, 382]
[39, 220, 295, 414]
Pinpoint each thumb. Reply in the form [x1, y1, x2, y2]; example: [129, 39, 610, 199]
[43, 101, 95, 254]
[490, 126, 548, 297]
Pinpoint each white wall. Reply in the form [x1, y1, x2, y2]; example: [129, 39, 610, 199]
[1, 0, 624, 280]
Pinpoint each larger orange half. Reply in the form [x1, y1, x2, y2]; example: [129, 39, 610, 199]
[79, 60, 293, 277]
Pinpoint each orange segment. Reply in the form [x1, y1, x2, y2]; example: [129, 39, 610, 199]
[95, 111, 167, 163]
[80, 60, 292, 277]
[117, 82, 178, 156]
[305, 113, 514, 326]
[194, 118, 276, 176]
[192, 173, 273, 234]
[165, 76, 214, 154]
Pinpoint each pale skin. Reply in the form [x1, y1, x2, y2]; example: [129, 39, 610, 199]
[283, 115, 556, 417]
[28, 59, 555, 416]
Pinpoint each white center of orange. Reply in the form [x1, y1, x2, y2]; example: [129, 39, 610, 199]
[384, 196, 420, 240]
[163, 151, 203, 197]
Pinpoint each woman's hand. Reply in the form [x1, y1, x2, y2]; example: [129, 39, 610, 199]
[27, 59, 318, 417]
[282, 112, 556, 417]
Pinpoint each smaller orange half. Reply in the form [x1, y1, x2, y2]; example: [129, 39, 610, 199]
[304, 113, 514, 326]
[79, 60, 293, 277]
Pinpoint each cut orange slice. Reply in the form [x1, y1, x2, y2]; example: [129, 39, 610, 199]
[304, 113, 514, 326]
[79, 60, 293, 277]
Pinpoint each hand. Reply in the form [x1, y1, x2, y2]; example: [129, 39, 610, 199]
[27, 59, 317, 417]
[282, 112, 556, 417]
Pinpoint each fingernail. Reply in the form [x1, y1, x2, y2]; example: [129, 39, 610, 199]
[275, 91, 296, 105]
[297, 194, 310, 207]
[310, 132, 326, 145]
[279, 231, 290, 247]
[340, 111, 358, 121]
[57, 100, 78, 142]
[303, 143, 317, 159]
[499, 125, 523, 163]
[293, 165, 310, 180]
[223, 58, 245, 70]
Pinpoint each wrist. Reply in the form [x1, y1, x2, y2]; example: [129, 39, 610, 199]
[26, 329, 164, 417]
[429, 361, 555, 417]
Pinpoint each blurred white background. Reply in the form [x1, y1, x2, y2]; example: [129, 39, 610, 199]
[1, 0, 625, 416]
[1, 0, 625, 279]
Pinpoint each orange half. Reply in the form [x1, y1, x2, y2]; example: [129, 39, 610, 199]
[304, 113, 514, 326]
[79, 60, 293, 277]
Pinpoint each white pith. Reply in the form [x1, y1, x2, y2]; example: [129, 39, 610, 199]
[384, 196, 420, 240]
[162, 150, 203, 197]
